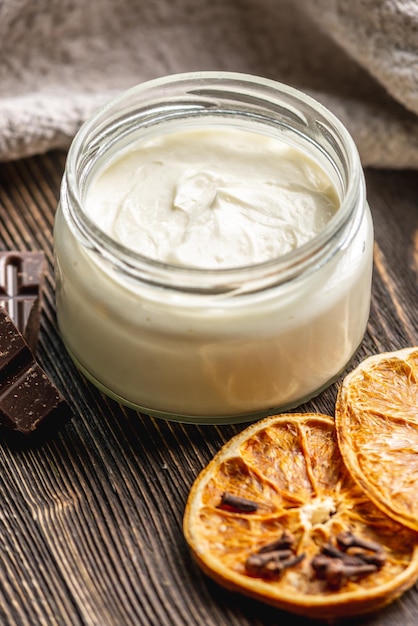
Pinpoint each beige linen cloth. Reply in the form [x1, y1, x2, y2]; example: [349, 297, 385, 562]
[1, 0, 418, 167]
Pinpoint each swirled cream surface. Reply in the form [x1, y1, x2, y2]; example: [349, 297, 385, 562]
[85, 128, 339, 268]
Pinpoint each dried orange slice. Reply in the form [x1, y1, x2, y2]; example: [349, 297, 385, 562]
[183, 413, 418, 619]
[336, 347, 418, 532]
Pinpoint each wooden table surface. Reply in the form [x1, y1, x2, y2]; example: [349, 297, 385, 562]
[0, 152, 417, 626]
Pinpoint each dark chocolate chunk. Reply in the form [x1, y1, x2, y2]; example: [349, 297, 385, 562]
[0, 251, 46, 353]
[0, 306, 70, 435]
[0, 308, 32, 376]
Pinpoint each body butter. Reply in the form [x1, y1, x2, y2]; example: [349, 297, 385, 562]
[54, 72, 373, 423]
[85, 127, 339, 269]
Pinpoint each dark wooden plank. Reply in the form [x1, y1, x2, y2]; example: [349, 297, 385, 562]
[366, 169, 418, 348]
[0, 155, 417, 625]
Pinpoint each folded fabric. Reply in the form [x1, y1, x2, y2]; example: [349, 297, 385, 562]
[0, 0, 417, 167]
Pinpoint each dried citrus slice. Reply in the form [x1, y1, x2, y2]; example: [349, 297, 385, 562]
[336, 347, 418, 532]
[183, 413, 418, 619]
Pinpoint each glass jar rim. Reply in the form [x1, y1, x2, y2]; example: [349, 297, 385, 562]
[63, 71, 365, 294]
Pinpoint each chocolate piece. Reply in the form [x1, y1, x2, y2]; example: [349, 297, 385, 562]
[0, 251, 46, 353]
[0, 306, 70, 435]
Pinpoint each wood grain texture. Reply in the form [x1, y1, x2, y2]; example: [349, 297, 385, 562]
[0, 154, 417, 626]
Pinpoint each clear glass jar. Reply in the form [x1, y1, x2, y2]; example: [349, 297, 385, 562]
[54, 71, 373, 424]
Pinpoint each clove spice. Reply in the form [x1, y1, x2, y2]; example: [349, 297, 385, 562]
[312, 556, 378, 590]
[246, 551, 305, 579]
[218, 491, 259, 513]
[336, 531, 383, 554]
[321, 542, 369, 566]
[311, 531, 386, 590]
[257, 530, 295, 554]
[245, 530, 305, 579]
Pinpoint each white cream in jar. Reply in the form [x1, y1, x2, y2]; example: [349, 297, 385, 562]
[85, 128, 339, 269]
[54, 72, 373, 424]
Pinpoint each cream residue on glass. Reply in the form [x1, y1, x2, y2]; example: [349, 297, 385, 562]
[85, 128, 340, 269]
